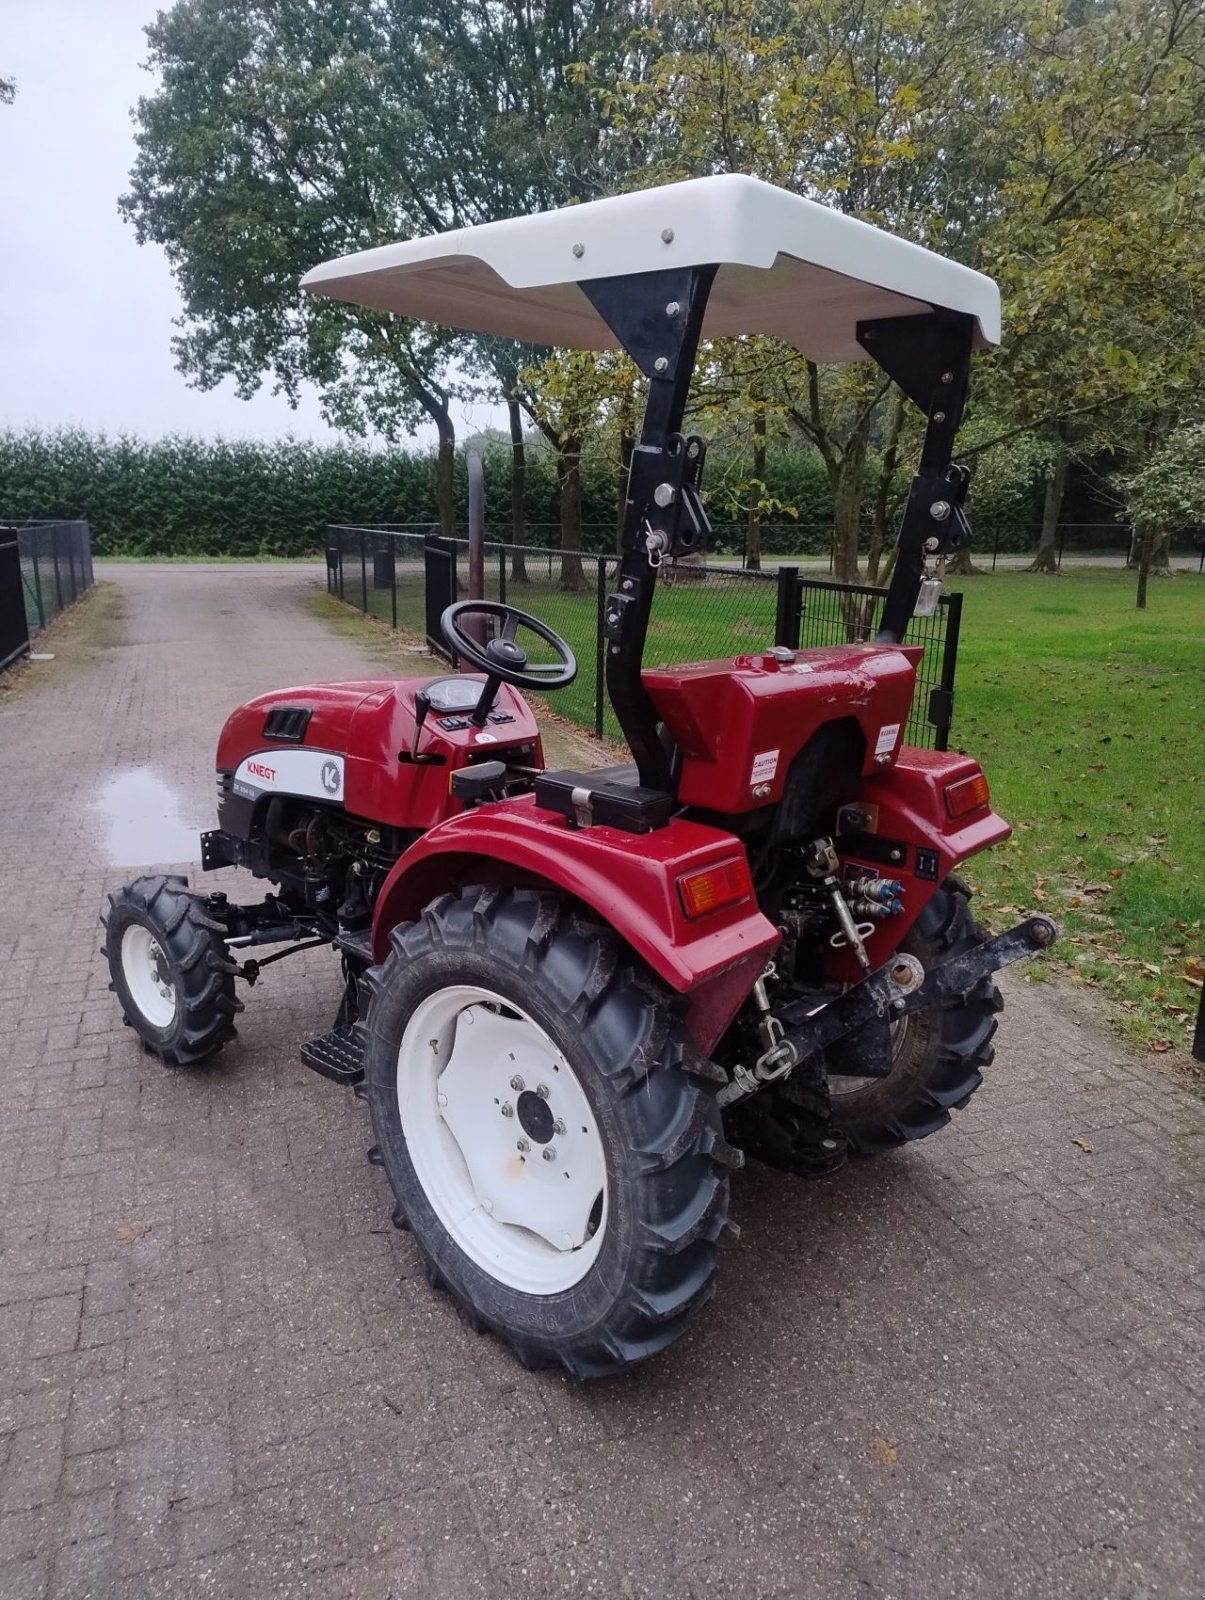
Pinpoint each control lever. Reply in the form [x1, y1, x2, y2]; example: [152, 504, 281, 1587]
[410, 689, 431, 758]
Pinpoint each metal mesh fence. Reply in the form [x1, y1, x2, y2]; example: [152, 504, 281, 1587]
[324, 525, 957, 750]
[792, 576, 959, 751]
[328, 516, 1205, 572]
[4, 521, 96, 632]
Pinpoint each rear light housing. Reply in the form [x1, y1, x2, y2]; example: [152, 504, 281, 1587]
[677, 857, 753, 919]
[944, 771, 991, 818]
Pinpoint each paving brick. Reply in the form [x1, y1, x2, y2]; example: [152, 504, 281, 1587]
[0, 563, 1203, 1599]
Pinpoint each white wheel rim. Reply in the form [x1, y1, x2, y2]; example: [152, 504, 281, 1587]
[120, 924, 177, 1029]
[397, 985, 608, 1295]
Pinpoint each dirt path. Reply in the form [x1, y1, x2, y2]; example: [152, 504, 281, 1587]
[1, 562, 1203, 1600]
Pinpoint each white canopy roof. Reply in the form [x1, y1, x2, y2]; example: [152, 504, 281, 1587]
[301, 175, 1000, 363]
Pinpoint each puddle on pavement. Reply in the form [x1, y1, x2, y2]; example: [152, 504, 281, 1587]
[94, 768, 202, 868]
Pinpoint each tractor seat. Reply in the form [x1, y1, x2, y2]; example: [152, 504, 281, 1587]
[533, 765, 672, 834]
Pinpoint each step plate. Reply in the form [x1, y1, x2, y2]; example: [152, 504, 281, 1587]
[300, 1023, 366, 1086]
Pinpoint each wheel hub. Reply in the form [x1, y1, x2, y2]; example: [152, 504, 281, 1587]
[516, 1089, 555, 1144]
[120, 924, 177, 1029]
[397, 987, 607, 1294]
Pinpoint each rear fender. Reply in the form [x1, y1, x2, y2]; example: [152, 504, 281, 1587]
[827, 748, 1011, 983]
[370, 796, 779, 1053]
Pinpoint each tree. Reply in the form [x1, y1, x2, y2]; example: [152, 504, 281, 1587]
[966, 0, 1205, 568]
[122, 2, 468, 530]
[607, 0, 1023, 579]
[123, 0, 635, 536]
[1122, 419, 1205, 595]
[613, 0, 1205, 576]
[1, 75, 15, 105]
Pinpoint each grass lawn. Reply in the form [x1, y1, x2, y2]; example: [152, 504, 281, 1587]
[340, 558, 1204, 1057]
[948, 568, 1204, 1056]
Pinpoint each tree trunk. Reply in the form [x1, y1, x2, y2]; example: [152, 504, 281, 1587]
[507, 398, 528, 582]
[1136, 524, 1152, 609]
[866, 390, 906, 585]
[433, 417, 456, 539]
[615, 385, 635, 555]
[558, 437, 584, 592]
[831, 429, 867, 584]
[1028, 439, 1067, 573]
[745, 407, 766, 571]
[946, 548, 987, 576]
[1149, 527, 1173, 575]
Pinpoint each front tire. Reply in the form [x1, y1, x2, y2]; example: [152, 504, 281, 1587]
[102, 875, 241, 1065]
[362, 886, 739, 1378]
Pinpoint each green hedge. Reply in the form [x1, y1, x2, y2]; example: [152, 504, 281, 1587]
[0, 429, 1038, 557]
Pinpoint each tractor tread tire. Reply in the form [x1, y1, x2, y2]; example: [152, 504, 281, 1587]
[102, 875, 241, 1067]
[362, 885, 735, 1379]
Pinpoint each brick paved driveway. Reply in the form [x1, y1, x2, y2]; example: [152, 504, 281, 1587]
[2, 563, 1203, 1600]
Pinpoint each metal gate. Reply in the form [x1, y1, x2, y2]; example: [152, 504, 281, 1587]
[423, 534, 457, 657]
[773, 568, 962, 751]
[0, 535, 31, 672]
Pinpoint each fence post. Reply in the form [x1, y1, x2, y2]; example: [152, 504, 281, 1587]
[932, 591, 962, 751]
[30, 535, 45, 628]
[992, 524, 1001, 572]
[774, 565, 802, 649]
[360, 531, 368, 614]
[390, 537, 398, 630]
[594, 558, 607, 738]
[51, 526, 64, 612]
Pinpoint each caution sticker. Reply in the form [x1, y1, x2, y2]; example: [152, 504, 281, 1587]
[875, 723, 901, 757]
[750, 749, 780, 785]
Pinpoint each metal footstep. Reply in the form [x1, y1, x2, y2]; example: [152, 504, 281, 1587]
[300, 1023, 366, 1086]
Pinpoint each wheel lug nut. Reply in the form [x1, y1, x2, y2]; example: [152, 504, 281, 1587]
[510, 1075, 525, 1091]
[437, 1092, 447, 1107]
[553, 1118, 566, 1136]
[501, 1102, 514, 1118]
[536, 1083, 551, 1099]
[542, 1147, 557, 1163]
[516, 1138, 530, 1153]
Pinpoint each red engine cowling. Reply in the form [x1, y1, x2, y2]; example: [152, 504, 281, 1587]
[214, 676, 543, 837]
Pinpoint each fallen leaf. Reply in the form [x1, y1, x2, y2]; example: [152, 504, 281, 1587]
[868, 1436, 899, 1467]
[1186, 957, 1205, 982]
[1150, 1040, 1173, 1053]
[1071, 1137, 1094, 1154]
[114, 1222, 151, 1244]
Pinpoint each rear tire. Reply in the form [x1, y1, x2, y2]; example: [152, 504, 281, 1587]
[733, 878, 1000, 1168]
[362, 886, 740, 1378]
[102, 875, 242, 1065]
[828, 877, 1001, 1155]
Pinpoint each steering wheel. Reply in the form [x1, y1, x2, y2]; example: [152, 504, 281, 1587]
[440, 601, 577, 692]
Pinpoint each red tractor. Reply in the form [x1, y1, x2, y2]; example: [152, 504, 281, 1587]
[103, 176, 1055, 1376]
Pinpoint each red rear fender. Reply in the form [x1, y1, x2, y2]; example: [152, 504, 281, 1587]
[370, 797, 780, 1052]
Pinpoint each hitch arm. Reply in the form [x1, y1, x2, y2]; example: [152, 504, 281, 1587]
[718, 914, 1057, 1108]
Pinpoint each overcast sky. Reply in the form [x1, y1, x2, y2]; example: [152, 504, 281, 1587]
[1, 0, 498, 447]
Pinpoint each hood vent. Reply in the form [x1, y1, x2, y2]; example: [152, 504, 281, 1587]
[262, 706, 312, 742]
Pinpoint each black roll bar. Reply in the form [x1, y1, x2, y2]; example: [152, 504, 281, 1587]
[580, 264, 718, 791]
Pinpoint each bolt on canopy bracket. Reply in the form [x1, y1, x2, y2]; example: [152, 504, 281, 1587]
[857, 310, 977, 644]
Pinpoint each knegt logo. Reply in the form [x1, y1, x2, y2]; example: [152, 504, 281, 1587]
[321, 759, 342, 795]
